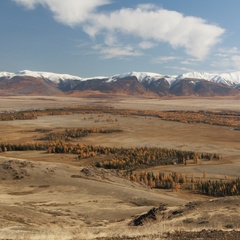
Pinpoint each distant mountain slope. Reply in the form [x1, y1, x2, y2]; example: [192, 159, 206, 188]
[0, 76, 62, 96]
[0, 70, 240, 97]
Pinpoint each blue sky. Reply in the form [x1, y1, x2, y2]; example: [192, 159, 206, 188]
[1, 0, 240, 77]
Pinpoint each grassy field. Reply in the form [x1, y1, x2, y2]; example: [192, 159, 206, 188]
[0, 96, 239, 239]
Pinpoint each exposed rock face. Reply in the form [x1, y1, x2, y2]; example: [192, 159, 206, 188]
[130, 204, 167, 226]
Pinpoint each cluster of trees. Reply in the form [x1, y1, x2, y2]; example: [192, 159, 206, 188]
[2, 134, 237, 198]
[154, 110, 240, 127]
[125, 170, 240, 197]
[195, 178, 240, 197]
[128, 109, 240, 127]
[0, 106, 113, 121]
[0, 106, 239, 127]
[46, 143, 196, 166]
[125, 171, 187, 190]
[40, 127, 122, 141]
[0, 140, 220, 170]
[47, 142, 97, 158]
[0, 142, 47, 152]
[0, 111, 37, 121]
[96, 147, 220, 170]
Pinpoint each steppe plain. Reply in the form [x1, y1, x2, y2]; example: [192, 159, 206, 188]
[0, 96, 240, 239]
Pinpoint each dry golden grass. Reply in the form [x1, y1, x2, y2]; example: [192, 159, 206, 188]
[0, 96, 239, 239]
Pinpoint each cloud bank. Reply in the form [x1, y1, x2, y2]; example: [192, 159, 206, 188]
[12, 0, 225, 60]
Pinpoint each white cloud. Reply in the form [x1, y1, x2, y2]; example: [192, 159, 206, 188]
[166, 66, 196, 73]
[138, 41, 156, 49]
[217, 47, 239, 55]
[92, 34, 143, 59]
[86, 7, 225, 60]
[13, 0, 225, 59]
[12, 0, 39, 9]
[12, 0, 110, 26]
[93, 44, 142, 59]
[154, 56, 179, 63]
[180, 58, 200, 65]
[104, 34, 119, 47]
[162, 56, 178, 61]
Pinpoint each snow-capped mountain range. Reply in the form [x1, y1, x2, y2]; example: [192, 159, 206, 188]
[0, 70, 83, 83]
[1, 70, 240, 87]
[0, 70, 240, 97]
[177, 71, 240, 87]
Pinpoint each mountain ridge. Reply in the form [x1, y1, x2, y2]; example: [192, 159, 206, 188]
[2, 69, 240, 86]
[0, 70, 240, 97]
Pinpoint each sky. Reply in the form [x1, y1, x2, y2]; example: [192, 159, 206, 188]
[1, 0, 240, 77]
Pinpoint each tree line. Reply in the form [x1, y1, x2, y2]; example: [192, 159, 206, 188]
[38, 127, 122, 141]
[0, 106, 239, 127]
[195, 178, 240, 197]
[0, 141, 220, 170]
[125, 170, 240, 197]
[96, 147, 219, 170]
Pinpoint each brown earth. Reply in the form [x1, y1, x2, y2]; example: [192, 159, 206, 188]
[0, 96, 239, 239]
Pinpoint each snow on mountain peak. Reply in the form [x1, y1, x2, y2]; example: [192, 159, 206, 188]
[0, 70, 84, 83]
[211, 71, 240, 86]
[176, 71, 240, 86]
[1, 70, 240, 88]
[0, 71, 13, 78]
[107, 71, 166, 83]
[13, 70, 83, 83]
[177, 72, 216, 81]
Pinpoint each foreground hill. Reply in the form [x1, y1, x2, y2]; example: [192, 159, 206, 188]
[0, 70, 240, 97]
[0, 157, 239, 239]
